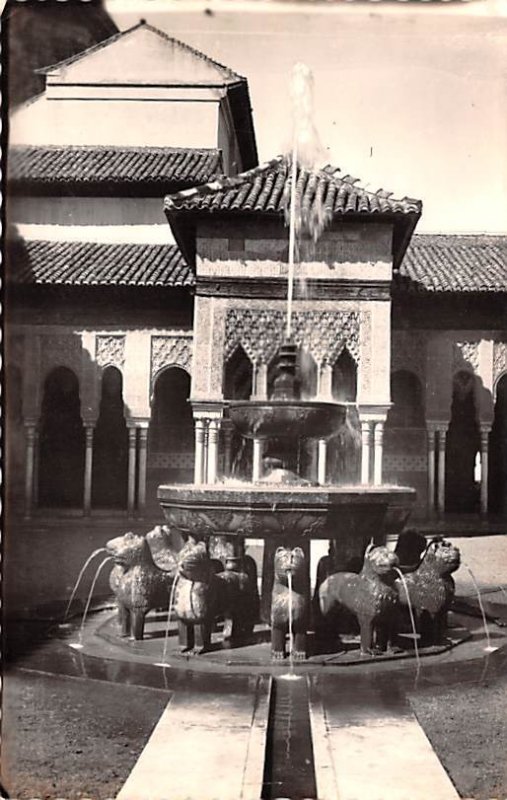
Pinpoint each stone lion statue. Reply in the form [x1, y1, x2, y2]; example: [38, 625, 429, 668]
[107, 531, 176, 641]
[271, 546, 309, 660]
[319, 544, 400, 656]
[396, 537, 461, 646]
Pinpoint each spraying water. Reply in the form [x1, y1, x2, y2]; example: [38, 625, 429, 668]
[394, 567, 421, 671]
[285, 63, 327, 339]
[155, 574, 180, 668]
[280, 567, 301, 681]
[464, 564, 497, 653]
[71, 556, 113, 648]
[63, 547, 107, 622]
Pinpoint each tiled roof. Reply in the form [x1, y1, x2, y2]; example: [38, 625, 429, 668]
[37, 20, 244, 85]
[8, 146, 223, 189]
[7, 238, 194, 288]
[398, 234, 507, 293]
[164, 157, 422, 217]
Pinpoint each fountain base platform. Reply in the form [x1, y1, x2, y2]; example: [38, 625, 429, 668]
[67, 608, 475, 675]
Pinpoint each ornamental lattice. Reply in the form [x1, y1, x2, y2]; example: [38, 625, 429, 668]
[151, 335, 193, 382]
[224, 308, 360, 366]
[453, 341, 479, 373]
[96, 335, 125, 370]
[493, 341, 507, 381]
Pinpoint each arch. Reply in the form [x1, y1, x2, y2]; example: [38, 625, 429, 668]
[147, 367, 193, 507]
[223, 345, 253, 400]
[445, 370, 480, 513]
[332, 348, 357, 402]
[91, 366, 128, 508]
[386, 370, 425, 429]
[489, 372, 507, 515]
[38, 366, 85, 508]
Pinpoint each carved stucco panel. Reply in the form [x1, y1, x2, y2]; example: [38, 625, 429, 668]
[493, 341, 507, 382]
[96, 335, 125, 370]
[224, 308, 360, 366]
[453, 341, 480, 373]
[359, 310, 372, 395]
[151, 335, 193, 383]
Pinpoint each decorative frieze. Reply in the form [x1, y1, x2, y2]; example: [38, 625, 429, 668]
[96, 335, 126, 370]
[453, 340, 480, 373]
[151, 334, 193, 382]
[224, 308, 360, 366]
[359, 310, 372, 394]
[493, 341, 507, 382]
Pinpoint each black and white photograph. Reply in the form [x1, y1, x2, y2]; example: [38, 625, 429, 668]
[2, 0, 507, 798]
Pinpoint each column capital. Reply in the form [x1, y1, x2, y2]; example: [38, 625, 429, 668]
[479, 423, 492, 434]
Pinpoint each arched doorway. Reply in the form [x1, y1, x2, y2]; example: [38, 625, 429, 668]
[92, 366, 128, 509]
[328, 349, 359, 483]
[332, 348, 357, 403]
[384, 370, 426, 507]
[224, 347, 253, 478]
[446, 371, 480, 513]
[39, 367, 85, 508]
[224, 345, 253, 400]
[489, 373, 507, 516]
[147, 367, 193, 507]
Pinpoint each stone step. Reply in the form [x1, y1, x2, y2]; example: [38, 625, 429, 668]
[116, 674, 271, 800]
[309, 676, 459, 800]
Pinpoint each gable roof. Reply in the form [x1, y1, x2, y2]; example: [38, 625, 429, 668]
[397, 234, 507, 294]
[37, 20, 244, 86]
[164, 156, 422, 269]
[8, 145, 223, 193]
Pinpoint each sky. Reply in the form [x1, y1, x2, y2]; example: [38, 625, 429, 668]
[108, 1, 507, 234]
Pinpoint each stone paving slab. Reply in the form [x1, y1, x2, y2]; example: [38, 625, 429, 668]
[309, 676, 460, 800]
[116, 675, 271, 800]
[452, 535, 507, 597]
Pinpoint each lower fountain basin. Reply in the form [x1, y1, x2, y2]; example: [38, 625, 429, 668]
[228, 400, 347, 440]
[158, 483, 415, 543]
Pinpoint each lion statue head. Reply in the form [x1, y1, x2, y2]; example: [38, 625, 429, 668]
[424, 538, 461, 575]
[274, 546, 306, 586]
[362, 543, 399, 579]
[106, 531, 149, 567]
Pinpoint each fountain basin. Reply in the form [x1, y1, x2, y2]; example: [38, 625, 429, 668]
[228, 400, 347, 440]
[158, 483, 415, 542]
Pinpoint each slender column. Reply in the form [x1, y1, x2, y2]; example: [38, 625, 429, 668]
[437, 427, 447, 515]
[137, 426, 149, 515]
[317, 438, 327, 484]
[360, 420, 372, 484]
[373, 422, 384, 486]
[426, 428, 436, 515]
[253, 438, 263, 482]
[127, 426, 137, 517]
[83, 425, 95, 516]
[207, 419, 220, 485]
[480, 426, 491, 516]
[193, 418, 206, 485]
[222, 421, 234, 478]
[24, 422, 37, 519]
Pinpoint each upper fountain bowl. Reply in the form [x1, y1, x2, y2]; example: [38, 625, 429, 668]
[228, 400, 347, 440]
